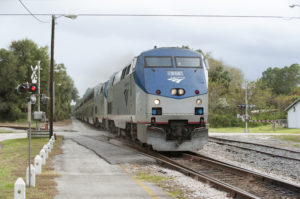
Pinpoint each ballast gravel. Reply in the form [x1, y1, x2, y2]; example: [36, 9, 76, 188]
[124, 135, 300, 198]
[200, 135, 300, 186]
[212, 135, 300, 153]
[210, 139, 300, 160]
[125, 163, 231, 199]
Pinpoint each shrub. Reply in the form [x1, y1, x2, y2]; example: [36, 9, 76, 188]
[208, 114, 244, 127]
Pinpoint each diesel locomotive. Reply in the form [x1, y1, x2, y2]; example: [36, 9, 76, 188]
[74, 47, 209, 151]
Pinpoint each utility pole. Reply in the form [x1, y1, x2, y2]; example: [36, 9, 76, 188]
[244, 80, 249, 133]
[49, 14, 76, 138]
[49, 15, 55, 138]
[28, 101, 31, 187]
[37, 61, 41, 131]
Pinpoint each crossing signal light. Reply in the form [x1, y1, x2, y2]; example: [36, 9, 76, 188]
[16, 83, 28, 94]
[238, 104, 256, 110]
[29, 84, 38, 93]
[16, 83, 38, 94]
[238, 104, 246, 110]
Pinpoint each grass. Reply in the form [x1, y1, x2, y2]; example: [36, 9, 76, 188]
[136, 172, 186, 199]
[209, 125, 300, 133]
[0, 119, 71, 129]
[0, 129, 13, 133]
[0, 136, 63, 199]
[0, 121, 36, 129]
[276, 135, 300, 143]
[136, 172, 172, 183]
[168, 190, 185, 199]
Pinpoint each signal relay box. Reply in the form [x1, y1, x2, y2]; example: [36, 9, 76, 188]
[33, 111, 45, 120]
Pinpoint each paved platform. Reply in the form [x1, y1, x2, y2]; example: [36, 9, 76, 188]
[54, 119, 172, 199]
[70, 135, 155, 164]
[54, 138, 171, 199]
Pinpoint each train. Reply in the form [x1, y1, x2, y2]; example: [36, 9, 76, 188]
[74, 47, 209, 151]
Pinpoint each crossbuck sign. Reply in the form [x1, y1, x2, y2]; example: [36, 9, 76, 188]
[31, 65, 38, 84]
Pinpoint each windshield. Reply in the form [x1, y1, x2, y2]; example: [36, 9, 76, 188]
[145, 56, 173, 67]
[175, 57, 202, 68]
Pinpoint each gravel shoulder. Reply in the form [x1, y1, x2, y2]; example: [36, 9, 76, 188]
[124, 163, 231, 199]
[202, 134, 300, 186]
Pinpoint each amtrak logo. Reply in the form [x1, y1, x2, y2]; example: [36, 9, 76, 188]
[168, 76, 185, 83]
[167, 71, 185, 83]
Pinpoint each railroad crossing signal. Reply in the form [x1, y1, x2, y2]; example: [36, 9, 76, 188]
[31, 65, 38, 83]
[237, 114, 251, 122]
[238, 104, 256, 110]
[16, 83, 38, 94]
[29, 84, 38, 93]
[41, 95, 50, 104]
[16, 83, 28, 94]
[29, 95, 37, 104]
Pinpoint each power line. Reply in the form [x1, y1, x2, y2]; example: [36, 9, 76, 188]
[0, 13, 300, 20]
[17, 0, 48, 23]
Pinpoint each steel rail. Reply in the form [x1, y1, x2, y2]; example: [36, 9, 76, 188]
[209, 137, 300, 162]
[80, 131, 258, 198]
[90, 132, 259, 199]
[210, 136, 300, 154]
[137, 150, 259, 199]
[184, 152, 300, 194]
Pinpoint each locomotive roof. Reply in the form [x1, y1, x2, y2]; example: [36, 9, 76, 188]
[133, 47, 208, 99]
[139, 47, 202, 57]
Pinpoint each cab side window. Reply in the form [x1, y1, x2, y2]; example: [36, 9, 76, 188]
[125, 64, 131, 75]
[121, 67, 127, 80]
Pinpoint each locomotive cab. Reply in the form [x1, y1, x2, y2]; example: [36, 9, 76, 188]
[134, 47, 209, 151]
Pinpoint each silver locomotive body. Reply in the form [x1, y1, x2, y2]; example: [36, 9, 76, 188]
[74, 47, 209, 151]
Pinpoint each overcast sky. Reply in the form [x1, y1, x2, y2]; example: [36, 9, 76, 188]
[1, 0, 300, 97]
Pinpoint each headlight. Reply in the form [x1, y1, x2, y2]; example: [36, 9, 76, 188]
[178, 88, 185, 95]
[171, 89, 177, 95]
[154, 99, 160, 105]
[196, 99, 202, 105]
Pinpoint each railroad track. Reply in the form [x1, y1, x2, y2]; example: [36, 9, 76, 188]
[84, 133, 256, 199]
[166, 152, 300, 199]
[114, 139, 300, 199]
[209, 137, 300, 162]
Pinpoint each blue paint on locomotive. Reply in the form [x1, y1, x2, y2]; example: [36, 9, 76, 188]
[134, 47, 208, 99]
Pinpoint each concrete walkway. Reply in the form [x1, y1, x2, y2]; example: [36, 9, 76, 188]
[0, 132, 27, 142]
[0, 127, 27, 142]
[54, 139, 171, 199]
[54, 119, 172, 199]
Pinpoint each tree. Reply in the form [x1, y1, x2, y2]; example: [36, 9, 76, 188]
[209, 65, 231, 88]
[205, 53, 244, 115]
[247, 80, 273, 110]
[0, 39, 78, 121]
[261, 64, 300, 95]
[53, 64, 79, 120]
[0, 49, 22, 120]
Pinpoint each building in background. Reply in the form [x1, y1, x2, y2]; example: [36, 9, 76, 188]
[285, 98, 300, 129]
